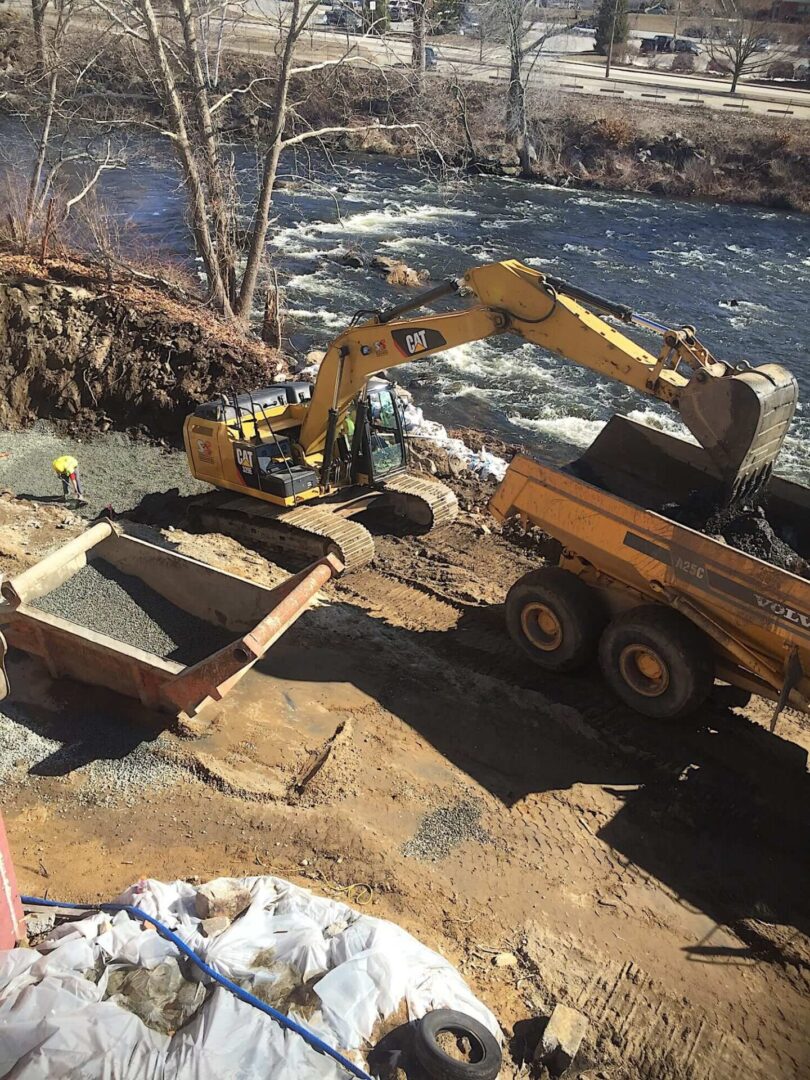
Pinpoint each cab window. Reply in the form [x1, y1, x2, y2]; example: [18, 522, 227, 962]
[367, 388, 406, 479]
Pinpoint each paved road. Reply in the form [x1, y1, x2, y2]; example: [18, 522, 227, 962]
[230, 19, 810, 120]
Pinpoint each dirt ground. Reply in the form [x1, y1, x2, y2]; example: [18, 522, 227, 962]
[1, 488, 809, 1079]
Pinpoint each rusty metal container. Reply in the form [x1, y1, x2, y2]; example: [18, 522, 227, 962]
[0, 522, 340, 724]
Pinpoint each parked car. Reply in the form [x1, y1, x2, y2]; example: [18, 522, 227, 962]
[674, 38, 702, 54]
[325, 3, 360, 30]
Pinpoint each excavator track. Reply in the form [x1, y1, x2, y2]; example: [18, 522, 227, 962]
[187, 494, 376, 573]
[380, 472, 459, 531]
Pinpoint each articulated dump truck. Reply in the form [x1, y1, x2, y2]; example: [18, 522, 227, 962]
[490, 416, 810, 727]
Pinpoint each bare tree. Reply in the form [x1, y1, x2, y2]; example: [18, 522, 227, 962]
[196, 0, 233, 89]
[23, 0, 72, 242]
[411, 0, 426, 82]
[83, 0, 419, 324]
[708, 12, 789, 94]
[495, 0, 577, 174]
[4, 1, 126, 248]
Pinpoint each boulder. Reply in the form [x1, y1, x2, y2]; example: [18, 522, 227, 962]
[371, 255, 430, 288]
[338, 250, 365, 269]
[194, 878, 252, 922]
[201, 915, 231, 936]
[535, 1003, 588, 1074]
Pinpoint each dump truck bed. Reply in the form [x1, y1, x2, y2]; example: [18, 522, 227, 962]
[490, 416, 810, 716]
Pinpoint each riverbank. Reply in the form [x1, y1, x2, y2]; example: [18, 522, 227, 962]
[0, 251, 285, 436]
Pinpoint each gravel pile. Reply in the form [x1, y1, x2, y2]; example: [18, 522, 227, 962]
[32, 560, 235, 664]
[665, 492, 809, 578]
[74, 741, 180, 808]
[0, 703, 61, 784]
[0, 421, 206, 518]
[0, 702, 180, 806]
[403, 797, 491, 862]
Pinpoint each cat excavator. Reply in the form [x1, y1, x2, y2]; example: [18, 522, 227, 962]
[184, 259, 797, 572]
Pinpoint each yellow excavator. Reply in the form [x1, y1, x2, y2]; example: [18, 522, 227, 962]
[184, 260, 797, 571]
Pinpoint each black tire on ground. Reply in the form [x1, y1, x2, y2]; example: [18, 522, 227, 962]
[598, 604, 714, 720]
[505, 567, 607, 673]
[413, 1009, 502, 1080]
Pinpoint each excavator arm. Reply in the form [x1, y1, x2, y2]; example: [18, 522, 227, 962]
[299, 259, 797, 499]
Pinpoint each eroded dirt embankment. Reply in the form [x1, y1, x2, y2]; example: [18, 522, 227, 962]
[0, 254, 286, 437]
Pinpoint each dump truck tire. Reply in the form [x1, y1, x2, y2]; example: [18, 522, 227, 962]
[599, 605, 714, 720]
[505, 567, 606, 673]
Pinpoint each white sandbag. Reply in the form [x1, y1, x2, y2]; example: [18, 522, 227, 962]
[0, 874, 500, 1079]
[402, 402, 507, 480]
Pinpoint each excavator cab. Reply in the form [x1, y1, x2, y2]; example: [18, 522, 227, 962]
[351, 380, 409, 484]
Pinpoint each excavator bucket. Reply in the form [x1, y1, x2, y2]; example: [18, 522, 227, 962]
[678, 363, 798, 501]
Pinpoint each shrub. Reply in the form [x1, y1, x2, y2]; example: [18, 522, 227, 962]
[671, 53, 695, 73]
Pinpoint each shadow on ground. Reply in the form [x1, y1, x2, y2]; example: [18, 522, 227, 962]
[255, 599, 810, 962]
[3, 654, 165, 776]
[5, 584, 809, 966]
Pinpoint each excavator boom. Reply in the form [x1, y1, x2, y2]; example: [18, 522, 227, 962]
[300, 260, 797, 500]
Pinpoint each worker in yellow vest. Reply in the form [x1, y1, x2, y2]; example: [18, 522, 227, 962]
[52, 455, 84, 502]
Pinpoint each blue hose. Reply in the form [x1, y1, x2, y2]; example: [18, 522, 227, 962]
[20, 894, 373, 1080]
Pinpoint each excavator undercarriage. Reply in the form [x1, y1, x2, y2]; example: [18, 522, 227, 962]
[185, 471, 458, 573]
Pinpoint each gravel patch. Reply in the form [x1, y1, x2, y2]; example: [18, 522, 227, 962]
[0, 421, 206, 518]
[0, 702, 181, 806]
[32, 559, 234, 664]
[403, 797, 491, 862]
[0, 703, 61, 784]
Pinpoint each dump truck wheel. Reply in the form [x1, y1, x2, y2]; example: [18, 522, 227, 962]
[599, 605, 714, 720]
[505, 567, 606, 673]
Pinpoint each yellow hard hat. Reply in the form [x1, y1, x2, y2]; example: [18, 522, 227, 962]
[52, 455, 78, 475]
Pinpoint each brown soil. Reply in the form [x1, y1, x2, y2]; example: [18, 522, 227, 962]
[436, 1029, 477, 1062]
[0, 252, 287, 436]
[2, 479, 809, 1079]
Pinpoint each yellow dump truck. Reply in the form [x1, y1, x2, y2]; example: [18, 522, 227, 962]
[490, 416, 810, 726]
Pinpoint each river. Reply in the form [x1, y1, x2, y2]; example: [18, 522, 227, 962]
[4, 132, 810, 483]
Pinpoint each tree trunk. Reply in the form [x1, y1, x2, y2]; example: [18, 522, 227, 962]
[506, 53, 524, 140]
[261, 269, 283, 348]
[23, 69, 58, 245]
[452, 84, 476, 166]
[730, 65, 741, 93]
[411, 0, 426, 84]
[137, 0, 232, 316]
[235, 0, 300, 322]
[212, 2, 228, 88]
[30, 0, 48, 76]
[174, 0, 237, 303]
